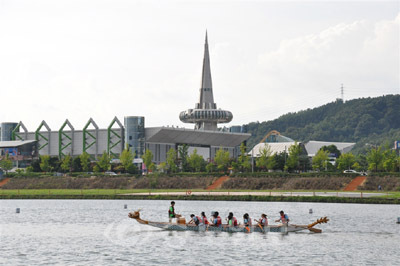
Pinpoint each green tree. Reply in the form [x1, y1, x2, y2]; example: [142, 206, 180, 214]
[120, 147, 134, 173]
[60, 155, 72, 173]
[383, 150, 398, 172]
[366, 146, 384, 172]
[320, 145, 341, 158]
[157, 162, 167, 173]
[237, 143, 251, 172]
[166, 148, 178, 173]
[336, 153, 356, 171]
[142, 149, 155, 173]
[178, 145, 189, 172]
[72, 157, 82, 172]
[97, 151, 111, 172]
[188, 149, 205, 172]
[285, 143, 301, 172]
[355, 154, 368, 171]
[312, 150, 329, 171]
[40, 155, 52, 172]
[80, 152, 91, 172]
[272, 152, 286, 171]
[256, 145, 272, 171]
[126, 163, 137, 174]
[93, 165, 100, 173]
[0, 154, 13, 174]
[206, 162, 215, 173]
[215, 147, 230, 172]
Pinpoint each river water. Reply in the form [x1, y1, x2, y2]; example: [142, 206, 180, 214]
[1, 200, 399, 265]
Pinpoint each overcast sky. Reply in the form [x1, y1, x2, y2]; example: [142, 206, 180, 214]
[0, 0, 399, 131]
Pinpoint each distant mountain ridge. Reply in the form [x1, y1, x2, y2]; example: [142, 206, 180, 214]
[244, 94, 400, 153]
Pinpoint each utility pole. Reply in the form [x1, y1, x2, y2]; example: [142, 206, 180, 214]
[251, 148, 254, 173]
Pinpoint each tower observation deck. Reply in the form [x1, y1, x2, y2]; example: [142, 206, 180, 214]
[179, 32, 233, 131]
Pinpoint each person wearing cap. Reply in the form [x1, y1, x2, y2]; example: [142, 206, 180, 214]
[275, 210, 289, 225]
[168, 201, 176, 223]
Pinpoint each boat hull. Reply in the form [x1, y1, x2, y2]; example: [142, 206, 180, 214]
[141, 221, 306, 233]
[128, 211, 326, 233]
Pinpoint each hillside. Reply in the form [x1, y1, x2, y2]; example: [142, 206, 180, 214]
[244, 95, 400, 153]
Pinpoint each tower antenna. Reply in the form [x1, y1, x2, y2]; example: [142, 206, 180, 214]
[341, 84, 344, 102]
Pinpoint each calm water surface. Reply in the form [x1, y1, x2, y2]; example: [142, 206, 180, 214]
[1, 200, 399, 265]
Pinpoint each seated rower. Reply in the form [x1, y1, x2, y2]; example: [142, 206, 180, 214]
[188, 214, 201, 226]
[201, 212, 209, 225]
[211, 211, 222, 227]
[275, 210, 289, 225]
[227, 212, 238, 227]
[243, 213, 252, 227]
[255, 214, 268, 227]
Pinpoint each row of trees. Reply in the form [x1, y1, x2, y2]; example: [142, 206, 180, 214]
[2, 142, 399, 175]
[21, 147, 138, 174]
[142, 144, 233, 173]
[312, 146, 400, 172]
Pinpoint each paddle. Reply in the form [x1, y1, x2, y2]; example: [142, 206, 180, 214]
[291, 224, 321, 233]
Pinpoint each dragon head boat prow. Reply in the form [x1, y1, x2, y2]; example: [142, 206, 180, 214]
[307, 216, 329, 228]
[128, 209, 149, 224]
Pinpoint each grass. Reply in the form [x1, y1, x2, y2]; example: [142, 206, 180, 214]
[0, 188, 393, 195]
[0, 189, 196, 196]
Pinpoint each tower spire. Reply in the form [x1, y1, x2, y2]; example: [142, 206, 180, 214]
[179, 32, 233, 131]
[199, 31, 214, 109]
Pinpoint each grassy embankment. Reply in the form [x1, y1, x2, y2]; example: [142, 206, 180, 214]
[1, 173, 399, 203]
[1, 189, 399, 204]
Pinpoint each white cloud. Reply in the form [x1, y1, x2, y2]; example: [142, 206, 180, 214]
[240, 13, 399, 123]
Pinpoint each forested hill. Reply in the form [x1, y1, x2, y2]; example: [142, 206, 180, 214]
[244, 94, 400, 153]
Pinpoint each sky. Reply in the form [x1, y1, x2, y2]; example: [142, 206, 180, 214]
[0, 0, 399, 131]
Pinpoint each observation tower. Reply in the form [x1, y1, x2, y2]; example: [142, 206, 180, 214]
[179, 33, 233, 131]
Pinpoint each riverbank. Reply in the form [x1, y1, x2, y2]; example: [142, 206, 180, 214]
[1, 189, 399, 204]
[2, 175, 399, 191]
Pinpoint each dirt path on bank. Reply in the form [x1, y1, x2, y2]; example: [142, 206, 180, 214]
[344, 176, 366, 191]
[207, 176, 229, 190]
[0, 178, 10, 187]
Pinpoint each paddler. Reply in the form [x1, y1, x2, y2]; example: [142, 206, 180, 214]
[275, 210, 289, 225]
[255, 214, 268, 227]
[168, 201, 176, 223]
[227, 212, 238, 227]
[211, 211, 222, 227]
[243, 213, 252, 233]
[243, 213, 252, 226]
[201, 212, 209, 225]
[188, 214, 201, 226]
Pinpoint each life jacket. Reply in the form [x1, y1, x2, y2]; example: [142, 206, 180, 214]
[168, 206, 175, 218]
[202, 216, 209, 225]
[281, 214, 289, 223]
[216, 216, 222, 226]
[195, 216, 201, 225]
[232, 217, 238, 226]
[261, 218, 268, 226]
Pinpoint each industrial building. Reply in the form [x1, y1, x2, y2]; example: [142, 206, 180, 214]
[0, 33, 250, 166]
[249, 131, 355, 159]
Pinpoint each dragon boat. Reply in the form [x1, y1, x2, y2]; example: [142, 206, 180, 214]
[128, 210, 329, 233]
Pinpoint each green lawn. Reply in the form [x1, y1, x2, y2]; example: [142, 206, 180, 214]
[0, 188, 393, 196]
[0, 189, 199, 196]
